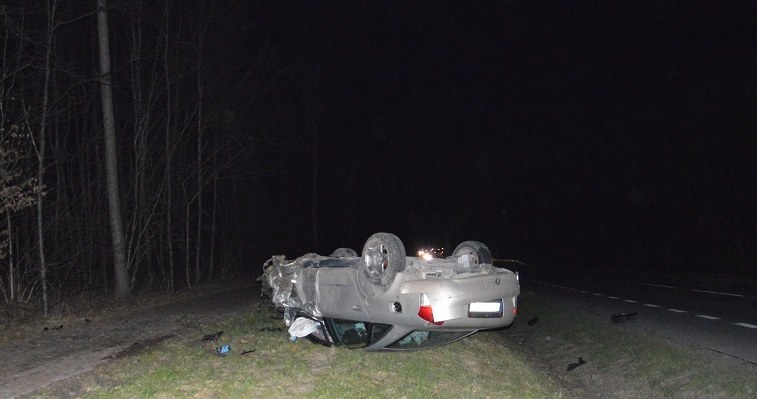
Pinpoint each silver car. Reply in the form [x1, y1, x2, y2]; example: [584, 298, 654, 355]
[260, 232, 520, 351]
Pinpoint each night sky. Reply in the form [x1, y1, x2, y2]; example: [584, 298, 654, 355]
[225, 2, 755, 278]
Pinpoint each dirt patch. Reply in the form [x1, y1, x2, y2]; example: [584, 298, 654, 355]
[0, 283, 261, 399]
[106, 333, 178, 360]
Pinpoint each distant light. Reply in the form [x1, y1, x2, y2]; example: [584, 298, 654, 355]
[418, 247, 442, 260]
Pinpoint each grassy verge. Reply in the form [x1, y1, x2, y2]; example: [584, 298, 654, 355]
[29, 304, 565, 399]
[27, 289, 756, 398]
[499, 289, 756, 398]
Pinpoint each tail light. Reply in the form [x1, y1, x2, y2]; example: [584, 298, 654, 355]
[418, 294, 444, 326]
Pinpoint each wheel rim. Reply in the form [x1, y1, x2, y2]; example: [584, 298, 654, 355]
[364, 240, 390, 279]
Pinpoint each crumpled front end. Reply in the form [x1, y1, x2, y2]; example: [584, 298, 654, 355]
[260, 254, 322, 324]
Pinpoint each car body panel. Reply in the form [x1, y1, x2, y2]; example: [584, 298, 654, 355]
[261, 235, 520, 351]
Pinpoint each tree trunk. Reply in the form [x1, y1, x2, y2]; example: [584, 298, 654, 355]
[208, 142, 217, 281]
[194, 27, 204, 284]
[6, 213, 14, 302]
[185, 199, 191, 289]
[97, 0, 130, 298]
[163, 2, 175, 292]
[36, 0, 55, 317]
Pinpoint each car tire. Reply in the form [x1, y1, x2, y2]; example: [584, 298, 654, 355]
[452, 241, 493, 266]
[361, 232, 406, 286]
[330, 248, 358, 257]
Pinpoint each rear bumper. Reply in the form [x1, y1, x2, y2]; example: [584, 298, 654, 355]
[401, 270, 520, 325]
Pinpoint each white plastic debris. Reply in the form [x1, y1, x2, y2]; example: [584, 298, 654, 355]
[288, 317, 319, 338]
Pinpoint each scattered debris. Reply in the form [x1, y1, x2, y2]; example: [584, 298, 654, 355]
[201, 331, 224, 341]
[611, 312, 638, 324]
[43, 324, 63, 331]
[288, 317, 319, 338]
[215, 344, 231, 356]
[527, 317, 539, 326]
[567, 356, 586, 371]
[240, 349, 256, 355]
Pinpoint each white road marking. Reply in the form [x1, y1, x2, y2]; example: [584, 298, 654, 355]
[537, 281, 755, 332]
[642, 283, 675, 289]
[692, 289, 745, 298]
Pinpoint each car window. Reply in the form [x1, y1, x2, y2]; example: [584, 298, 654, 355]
[385, 331, 474, 350]
[305, 320, 333, 346]
[328, 319, 392, 348]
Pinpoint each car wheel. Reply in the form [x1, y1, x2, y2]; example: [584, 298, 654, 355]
[361, 232, 406, 286]
[330, 248, 358, 257]
[452, 241, 493, 266]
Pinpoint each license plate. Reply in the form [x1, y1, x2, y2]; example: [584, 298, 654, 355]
[469, 301, 502, 313]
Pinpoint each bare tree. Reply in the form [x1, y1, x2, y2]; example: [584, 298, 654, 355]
[161, 1, 176, 292]
[31, 0, 61, 316]
[96, 0, 129, 298]
[0, 0, 282, 310]
[194, 0, 207, 284]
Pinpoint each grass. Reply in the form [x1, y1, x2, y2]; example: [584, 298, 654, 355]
[30, 304, 564, 399]
[503, 289, 757, 398]
[26, 288, 756, 398]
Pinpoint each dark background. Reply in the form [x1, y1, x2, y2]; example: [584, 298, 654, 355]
[1, 1, 754, 302]
[232, 2, 755, 285]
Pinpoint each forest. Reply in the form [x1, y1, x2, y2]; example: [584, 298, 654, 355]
[3, 1, 756, 318]
[0, 0, 295, 316]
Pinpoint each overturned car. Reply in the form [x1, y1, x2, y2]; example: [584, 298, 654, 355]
[260, 232, 520, 351]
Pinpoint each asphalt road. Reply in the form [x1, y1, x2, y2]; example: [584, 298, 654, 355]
[521, 276, 757, 365]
